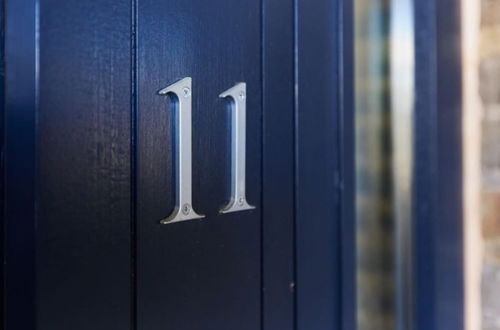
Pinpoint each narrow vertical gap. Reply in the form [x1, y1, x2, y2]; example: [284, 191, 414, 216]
[34, 0, 40, 327]
[338, 0, 347, 328]
[292, 0, 299, 329]
[130, 0, 138, 328]
[0, 0, 5, 328]
[259, 0, 265, 329]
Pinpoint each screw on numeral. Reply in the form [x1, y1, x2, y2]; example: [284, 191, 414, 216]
[182, 87, 191, 98]
[182, 203, 191, 215]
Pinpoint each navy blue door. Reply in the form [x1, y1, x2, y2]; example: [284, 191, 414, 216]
[5, 0, 133, 329]
[4, 0, 296, 329]
[135, 1, 262, 329]
[3, 0, 347, 328]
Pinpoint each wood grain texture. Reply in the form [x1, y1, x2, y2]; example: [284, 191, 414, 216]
[136, 0, 262, 329]
[37, 1, 132, 329]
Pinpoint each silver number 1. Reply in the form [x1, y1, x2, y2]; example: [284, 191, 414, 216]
[158, 77, 204, 224]
[219, 83, 255, 213]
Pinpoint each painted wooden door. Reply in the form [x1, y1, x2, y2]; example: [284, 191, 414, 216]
[136, 1, 263, 329]
[3, 0, 347, 329]
[5, 0, 133, 329]
[4, 0, 296, 329]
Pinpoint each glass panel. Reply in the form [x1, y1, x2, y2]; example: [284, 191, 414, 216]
[390, 1, 414, 329]
[355, 0, 414, 329]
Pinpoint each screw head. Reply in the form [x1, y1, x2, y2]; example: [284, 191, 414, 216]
[239, 91, 245, 99]
[238, 197, 245, 206]
[182, 203, 191, 215]
[182, 87, 191, 98]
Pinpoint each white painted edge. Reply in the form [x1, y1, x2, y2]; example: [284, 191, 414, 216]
[462, 0, 483, 329]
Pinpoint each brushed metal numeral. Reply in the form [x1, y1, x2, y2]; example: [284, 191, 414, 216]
[219, 83, 255, 213]
[158, 77, 204, 224]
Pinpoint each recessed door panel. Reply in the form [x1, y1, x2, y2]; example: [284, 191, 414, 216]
[136, 1, 261, 329]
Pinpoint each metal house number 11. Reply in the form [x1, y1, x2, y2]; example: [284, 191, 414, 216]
[158, 77, 253, 225]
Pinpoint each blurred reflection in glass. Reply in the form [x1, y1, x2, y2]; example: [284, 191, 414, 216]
[355, 0, 414, 329]
[390, 0, 414, 329]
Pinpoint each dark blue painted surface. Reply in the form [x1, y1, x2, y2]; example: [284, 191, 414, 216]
[136, 1, 262, 329]
[262, 0, 295, 329]
[36, 0, 133, 329]
[3, 0, 37, 328]
[414, 0, 438, 328]
[435, 0, 464, 328]
[339, 0, 356, 329]
[414, 0, 464, 329]
[2, 0, 355, 329]
[295, 0, 343, 328]
[3, 1, 299, 329]
[5, 0, 133, 329]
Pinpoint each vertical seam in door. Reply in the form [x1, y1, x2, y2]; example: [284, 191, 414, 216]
[337, 0, 347, 328]
[338, 0, 346, 328]
[260, 0, 265, 329]
[130, 0, 138, 328]
[292, 0, 299, 329]
[0, 0, 4, 326]
[34, 0, 40, 326]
